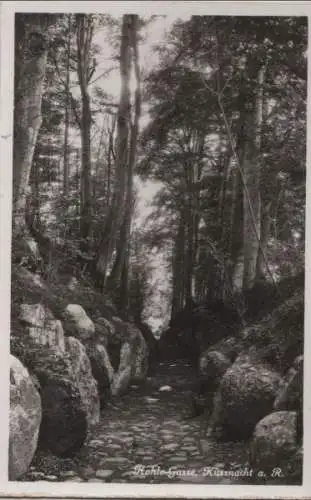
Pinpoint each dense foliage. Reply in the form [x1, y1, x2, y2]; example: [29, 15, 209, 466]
[12, 14, 306, 330]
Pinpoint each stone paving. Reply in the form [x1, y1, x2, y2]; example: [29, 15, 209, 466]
[23, 360, 253, 484]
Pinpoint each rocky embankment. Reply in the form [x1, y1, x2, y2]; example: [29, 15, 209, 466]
[159, 276, 304, 483]
[10, 268, 304, 484]
[10, 268, 154, 480]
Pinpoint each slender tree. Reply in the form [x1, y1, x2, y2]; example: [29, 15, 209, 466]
[63, 14, 72, 197]
[242, 61, 266, 290]
[107, 14, 141, 302]
[96, 14, 134, 285]
[13, 14, 57, 238]
[76, 13, 96, 249]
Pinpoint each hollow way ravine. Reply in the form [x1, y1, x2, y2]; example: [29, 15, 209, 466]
[23, 358, 269, 485]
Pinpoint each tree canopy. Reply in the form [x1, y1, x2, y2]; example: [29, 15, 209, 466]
[12, 14, 307, 330]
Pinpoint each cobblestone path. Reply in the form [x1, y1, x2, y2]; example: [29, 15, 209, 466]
[25, 360, 252, 484]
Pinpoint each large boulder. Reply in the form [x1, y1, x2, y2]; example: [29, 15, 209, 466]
[110, 342, 133, 396]
[127, 323, 149, 381]
[87, 343, 114, 408]
[242, 292, 304, 373]
[137, 321, 159, 364]
[250, 411, 298, 474]
[209, 335, 240, 362]
[65, 337, 100, 428]
[285, 446, 303, 483]
[274, 355, 303, 444]
[13, 303, 99, 454]
[63, 304, 95, 342]
[208, 356, 281, 440]
[196, 350, 232, 416]
[190, 339, 236, 418]
[19, 303, 54, 327]
[9, 355, 42, 480]
[19, 303, 65, 352]
[199, 350, 231, 383]
[94, 316, 115, 347]
[274, 355, 303, 411]
[105, 317, 125, 370]
[38, 376, 87, 457]
[20, 344, 89, 456]
[27, 319, 65, 352]
[63, 311, 115, 409]
[108, 318, 149, 395]
[22, 335, 100, 433]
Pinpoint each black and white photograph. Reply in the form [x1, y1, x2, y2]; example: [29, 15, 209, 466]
[1, 1, 310, 498]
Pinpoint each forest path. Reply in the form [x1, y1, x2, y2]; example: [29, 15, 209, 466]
[26, 359, 252, 484]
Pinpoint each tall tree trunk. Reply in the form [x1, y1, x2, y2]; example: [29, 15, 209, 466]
[63, 14, 71, 197]
[242, 63, 266, 290]
[184, 192, 194, 304]
[76, 14, 94, 249]
[220, 156, 236, 296]
[183, 164, 195, 304]
[230, 166, 244, 291]
[187, 133, 204, 303]
[75, 148, 80, 219]
[256, 201, 272, 279]
[96, 14, 132, 282]
[118, 240, 130, 313]
[106, 114, 117, 207]
[216, 135, 231, 241]
[218, 151, 232, 243]
[171, 213, 186, 320]
[222, 104, 246, 292]
[194, 246, 208, 302]
[13, 14, 54, 237]
[80, 92, 92, 243]
[93, 121, 106, 199]
[27, 148, 41, 230]
[107, 15, 140, 295]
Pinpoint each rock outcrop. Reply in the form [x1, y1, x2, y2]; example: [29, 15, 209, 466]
[87, 343, 114, 408]
[208, 356, 281, 440]
[110, 342, 133, 396]
[274, 354, 303, 444]
[39, 376, 87, 457]
[137, 321, 159, 364]
[197, 350, 231, 412]
[274, 355, 303, 412]
[12, 303, 100, 455]
[202, 287, 304, 443]
[250, 411, 297, 473]
[108, 318, 149, 396]
[63, 304, 96, 343]
[19, 303, 65, 352]
[9, 355, 42, 480]
[199, 336, 238, 386]
[65, 336, 100, 428]
[93, 316, 115, 346]
[10, 268, 152, 480]
[242, 292, 304, 373]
